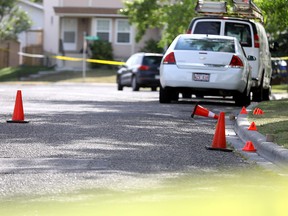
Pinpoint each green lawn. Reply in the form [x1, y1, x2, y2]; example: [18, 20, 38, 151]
[0, 66, 117, 83]
[249, 99, 288, 148]
[272, 84, 288, 93]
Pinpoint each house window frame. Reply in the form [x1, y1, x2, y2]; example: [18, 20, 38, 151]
[115, 19, 131, 45]
[92, 18, 112, 42]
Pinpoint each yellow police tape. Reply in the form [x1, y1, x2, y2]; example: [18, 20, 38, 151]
[53, 55, 125, 65]
[17, 52, 125, 66]
[17, 51, 288, 64]
[271, 56, 288, 61]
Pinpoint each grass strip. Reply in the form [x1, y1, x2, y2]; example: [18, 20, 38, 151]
[249, 99, 288, 148]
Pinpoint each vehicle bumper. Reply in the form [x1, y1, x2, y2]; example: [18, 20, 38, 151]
[137, 73, 160, 87]
[160, 66, 247, 94]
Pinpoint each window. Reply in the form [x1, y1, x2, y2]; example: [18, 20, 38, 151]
[64, 32, 75, 43]
[116, 20, 131, 44]
[95, 19, 111, 41]
[175, 37, 235, 53]
[225, 22, 252, 47]
[194, 21, 221, 35]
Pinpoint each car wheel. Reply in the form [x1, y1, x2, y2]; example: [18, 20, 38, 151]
[132, 76, 139, 91]
[117, 77, 123, 91]
[234, 86, 251, 107]
[159, 86, 172, 103]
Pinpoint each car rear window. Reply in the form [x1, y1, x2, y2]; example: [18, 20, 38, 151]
[225, 22, 252, 47]
[193, 21, 221, 35]
[175, 37, 235, 53]
[143, 56, 163, 66]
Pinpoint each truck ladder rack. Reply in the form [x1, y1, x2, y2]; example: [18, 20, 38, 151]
[195, 0, 263, 22]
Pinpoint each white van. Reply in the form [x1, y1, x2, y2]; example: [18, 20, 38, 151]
[187, 1, 272, 101]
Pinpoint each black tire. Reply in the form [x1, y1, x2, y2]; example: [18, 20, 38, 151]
[159, 86, 172, 103]
[262, 87, 271, 101]
[252, 73, 264, 102]
[234, 86, 251, 107]
[132, 76, 139, 91]
[117, 77, 123, 91]
[171, 90, 179, 102]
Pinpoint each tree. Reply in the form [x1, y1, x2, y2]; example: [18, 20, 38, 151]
[0, 0, 32, 41]
[255, 0, 288, 38]
[120, 0, 197, 48]
[255, 0, 288, 56]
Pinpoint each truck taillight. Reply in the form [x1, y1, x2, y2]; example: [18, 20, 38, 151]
[229, 55, 244, 68]
[163, 52, 176, 64]
[254, 34, 260, 48]
[186, 29, 192, 34]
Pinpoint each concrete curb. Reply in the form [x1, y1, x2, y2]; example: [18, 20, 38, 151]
[234, 106, 288, 169]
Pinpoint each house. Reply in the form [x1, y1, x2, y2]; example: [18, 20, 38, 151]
[43, 0, 161, 70]
[18, 0, 44, 66]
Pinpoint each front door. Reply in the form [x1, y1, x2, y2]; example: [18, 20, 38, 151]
[61, 18, 77, 51]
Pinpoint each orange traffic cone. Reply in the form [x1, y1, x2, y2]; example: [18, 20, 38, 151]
[191, 102, 218, 119]
[257, 108, 264, 115]
[7, 90, 29, 123]
[242, 141, 257, 152]
[253, 108, 264, 115]
[240, 106, 248, 114]
[206, 112, 233, 152]
[253, 108, 259, 115]
[248, 122, 257, 131]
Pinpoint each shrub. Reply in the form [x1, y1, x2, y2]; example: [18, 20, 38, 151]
[89, 40, 114, 68]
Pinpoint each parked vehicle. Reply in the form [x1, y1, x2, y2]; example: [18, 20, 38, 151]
[116, 53, 163, 91]
[159, 34, 253, 106]
[186, 0, 272, 101]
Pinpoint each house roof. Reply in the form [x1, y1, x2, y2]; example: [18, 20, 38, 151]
[54, 7, 124, 17]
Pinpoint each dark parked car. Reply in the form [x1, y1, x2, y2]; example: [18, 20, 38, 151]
[117, 53, 163, 91]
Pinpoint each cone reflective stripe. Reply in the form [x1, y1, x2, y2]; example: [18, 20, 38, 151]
[248, 122, 257, 131]
[253, 108, 259, 115]
[253, 108, 264, 115]
[242, 141, 257, 152]
[205, 112, 233, 152]
[240, 106, 248, 114]
[7, 90, 29, 123]
[191, 103, 218, 119]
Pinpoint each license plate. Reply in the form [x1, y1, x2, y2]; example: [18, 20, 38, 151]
[193, 73, 210, 82]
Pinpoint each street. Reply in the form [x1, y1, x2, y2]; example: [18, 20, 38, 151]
[0, 83, 253, 197]
[1, 83, 288, 216]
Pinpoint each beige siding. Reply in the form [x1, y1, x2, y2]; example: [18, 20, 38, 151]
[62, 0, 90, 7]
[62, 0, 123, 7]
[90, 0, 123, 8]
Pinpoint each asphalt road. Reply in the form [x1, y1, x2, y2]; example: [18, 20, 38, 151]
[0, 83, 256, 199]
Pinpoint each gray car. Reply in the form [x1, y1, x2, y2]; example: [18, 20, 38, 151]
[117, 52, 163, 91]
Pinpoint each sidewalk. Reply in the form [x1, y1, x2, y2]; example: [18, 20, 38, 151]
[233, 93, 288, 173]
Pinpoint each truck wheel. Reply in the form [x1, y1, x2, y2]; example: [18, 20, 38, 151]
[262, 87, 271, 101]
